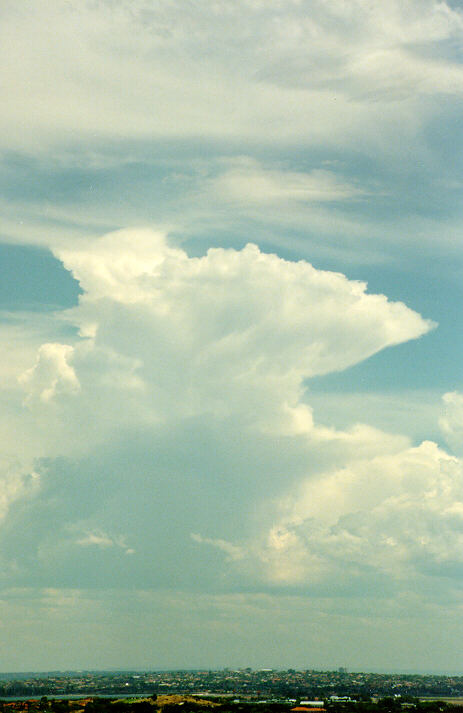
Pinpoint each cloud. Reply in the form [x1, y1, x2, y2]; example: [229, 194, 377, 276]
[0, 457, 39, 523]
[1, 0, 463, 154]
[19, 342, 80, 404]
[45, 228, 433, 438]
[1, 586, 462, 671]
[191, 533, 245, 563]
[1, 0, 463, 673]
[253, 0, 463, 100]
[244, 440, 463, 590]
[23, 227, 433, 445]
[440, 390, 463, 453]
[76, 530, 135, 555]
[0, 227, 441, 599]
[209, 158, 365, 206]
[76, 532, 115, 548]
[1, 0, 463, 280]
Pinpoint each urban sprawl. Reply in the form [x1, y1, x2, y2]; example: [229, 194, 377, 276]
[1, 669, 463, 700]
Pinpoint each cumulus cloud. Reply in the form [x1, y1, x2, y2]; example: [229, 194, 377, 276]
[246, 441, 463, 588]
[19, 342, 79, 404]
[52, 229, 432, 433]
[2, 227, 447, 601]
[0, 457, 39, 524]
[27, 227, 432, 436]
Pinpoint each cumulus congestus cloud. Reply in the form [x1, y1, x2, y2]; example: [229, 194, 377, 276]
[0, 228, 449, 596]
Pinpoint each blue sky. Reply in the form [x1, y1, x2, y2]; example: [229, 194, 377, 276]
[2, 0, 463, 673]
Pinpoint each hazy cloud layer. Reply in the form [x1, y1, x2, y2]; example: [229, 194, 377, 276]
[2, 0, 463, 153]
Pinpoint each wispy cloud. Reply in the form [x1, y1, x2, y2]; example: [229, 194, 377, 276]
[191, 533, 245, 562]
[76, 531, 135, 555]
[1, 1, 463, 153]
[209, 158, 365, 205]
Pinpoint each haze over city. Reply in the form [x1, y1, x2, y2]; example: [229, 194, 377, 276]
[2, 0, 463, 674]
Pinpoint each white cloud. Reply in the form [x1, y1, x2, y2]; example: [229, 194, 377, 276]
[210, 158, 365, 206]
[307, 389, 444, 444]
[19, 342, 80, 404]
[48, 228, 433, 438]
[189, 435, 463, 596]
[1, 0, 462, 153]
[7, 227, 430, 484]
[76, 530, 135, 555]
[254, 0, 463, 100]
[76, 532, 115, 548]
[3, 228, 445, 601]
[0, 457, 39, 523]
[191, 533, 245, 562]
[1, 226, 461, 641]
[246, 440, 463, 588]
[440, 390, 463, 453]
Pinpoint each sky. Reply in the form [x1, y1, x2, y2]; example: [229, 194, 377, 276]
[2, 0, 463, 674]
